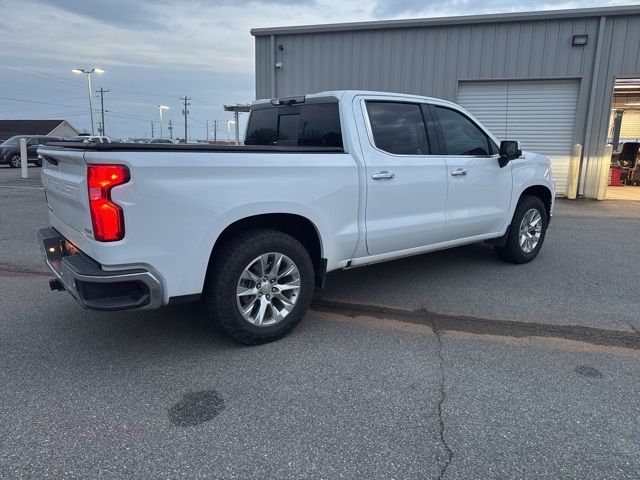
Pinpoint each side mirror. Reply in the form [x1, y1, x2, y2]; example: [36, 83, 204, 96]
[499, 140, 522, 167]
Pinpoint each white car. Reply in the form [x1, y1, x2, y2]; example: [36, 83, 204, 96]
[65, 136, 114, 144]
[38, 90, 554, 344]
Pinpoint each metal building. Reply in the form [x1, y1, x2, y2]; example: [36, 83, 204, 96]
[251, 6, 640, 197]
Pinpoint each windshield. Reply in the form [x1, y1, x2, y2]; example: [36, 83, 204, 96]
[1, 136, 23, 146]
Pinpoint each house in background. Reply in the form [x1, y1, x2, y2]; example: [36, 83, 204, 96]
[0, 120, 80, 142]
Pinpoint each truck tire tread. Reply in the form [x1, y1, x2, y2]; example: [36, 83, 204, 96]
[494, 195, 548, 264]
[204, 229, 314, 345]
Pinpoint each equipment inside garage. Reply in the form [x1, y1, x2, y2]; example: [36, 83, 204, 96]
[608, 78, 640, 193]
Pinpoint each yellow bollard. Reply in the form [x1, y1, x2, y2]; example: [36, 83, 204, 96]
[595, 144, 613, 200]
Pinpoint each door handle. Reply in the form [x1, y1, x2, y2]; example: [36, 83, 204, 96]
[451, 168, 468, 176]
[371, 171, 395, 180]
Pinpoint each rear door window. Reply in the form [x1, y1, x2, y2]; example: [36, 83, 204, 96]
[366, 101, 430, 155]
[245, 103, 342, 148]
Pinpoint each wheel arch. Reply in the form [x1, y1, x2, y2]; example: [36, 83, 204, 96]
[206, 213, 326, 287]
[519, 185, 553, 220]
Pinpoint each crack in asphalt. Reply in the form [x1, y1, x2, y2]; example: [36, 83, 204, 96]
[430, 316, 454, 480]
[311, 298, 640, 350]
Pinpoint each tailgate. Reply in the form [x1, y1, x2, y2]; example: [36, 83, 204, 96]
[39, 146, 93, 238]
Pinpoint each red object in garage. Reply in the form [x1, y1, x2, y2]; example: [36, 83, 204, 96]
[608, 167, 624, 186]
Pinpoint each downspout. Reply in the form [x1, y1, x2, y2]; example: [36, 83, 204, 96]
[579, 15, 606, 197]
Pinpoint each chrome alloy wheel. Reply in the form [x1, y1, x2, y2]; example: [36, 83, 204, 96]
[10, 154, 21, 168]
[236, 252, 301, 327]
[519, 208, 542, 253]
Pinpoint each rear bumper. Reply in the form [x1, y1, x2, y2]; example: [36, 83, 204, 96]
[37, 227, 163, 311]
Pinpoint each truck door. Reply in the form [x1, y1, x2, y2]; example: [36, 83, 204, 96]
[428, 104, 512, 240]
[357, 97, 448, 256]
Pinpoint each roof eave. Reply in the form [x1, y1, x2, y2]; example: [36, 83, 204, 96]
[251, 5, 640, 36]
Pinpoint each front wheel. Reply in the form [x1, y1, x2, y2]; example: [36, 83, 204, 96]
[204, 229, 315, 345]
[9, 153, 21, 168]
[495, 195, 548, 264]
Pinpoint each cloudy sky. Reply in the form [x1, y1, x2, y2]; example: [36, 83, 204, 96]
[0, 0, 635, 140]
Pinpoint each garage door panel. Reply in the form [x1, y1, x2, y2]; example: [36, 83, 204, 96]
[457, 79, 579, 196]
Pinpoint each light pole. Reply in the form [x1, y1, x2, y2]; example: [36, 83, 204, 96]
[158, 105, 170, 138]
[72, 68, 105, 135]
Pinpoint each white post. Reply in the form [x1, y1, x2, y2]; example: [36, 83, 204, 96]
[595, 144, 613, 200]
[234, 110, 240, 145]
[20, 138, 28, 179]
[566, 144, 582, 200]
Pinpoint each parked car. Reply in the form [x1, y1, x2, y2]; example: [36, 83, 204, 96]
[124, 138, 176, 144]
[65, 136, 113, 143]
[0, 135, 64, 167]
[37, 90, 554, 344]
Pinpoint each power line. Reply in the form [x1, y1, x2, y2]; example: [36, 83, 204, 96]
[0, 96, 85, 109]
[0, 63, 84, 86]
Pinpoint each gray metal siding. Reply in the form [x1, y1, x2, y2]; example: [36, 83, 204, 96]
[258, 19, 599, 100]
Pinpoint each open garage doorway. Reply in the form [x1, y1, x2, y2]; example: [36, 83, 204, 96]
[606, 77, 640, 201]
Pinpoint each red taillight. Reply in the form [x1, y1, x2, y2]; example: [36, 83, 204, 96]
[87, 165, 130, 242]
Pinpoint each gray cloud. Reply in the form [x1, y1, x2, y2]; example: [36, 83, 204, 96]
[372, 0, 626, 18]
[35, 0, 317, 29]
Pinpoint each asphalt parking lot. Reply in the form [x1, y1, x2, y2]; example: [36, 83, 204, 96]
[1, 166, 639, 479]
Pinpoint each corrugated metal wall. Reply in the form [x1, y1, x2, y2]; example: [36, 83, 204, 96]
[254, 13, 640, 197]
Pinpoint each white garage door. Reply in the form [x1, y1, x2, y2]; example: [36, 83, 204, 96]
[457, 80, 579, 196]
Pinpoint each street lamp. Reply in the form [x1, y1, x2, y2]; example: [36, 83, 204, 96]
[158, 105, 170, 138]
[71, 68, 105, 135]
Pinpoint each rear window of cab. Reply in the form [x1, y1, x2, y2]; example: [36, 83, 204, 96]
[245, 103, 343, 148]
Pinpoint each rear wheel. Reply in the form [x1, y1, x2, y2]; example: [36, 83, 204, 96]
[204, 229, 315, 345]
[9, 153, 21, 168]
[495, 195, 548, 264]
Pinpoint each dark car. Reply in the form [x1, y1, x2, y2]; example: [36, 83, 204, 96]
[0, 135, 64, 168]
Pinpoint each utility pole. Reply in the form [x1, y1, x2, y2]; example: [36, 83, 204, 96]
[95, 87, 109, 137]
[180, 96, 191, 143]
[150, 121, 155, 138]
[206, 120, 209, 142]
[97, 121, 103, 136]
[168, 120, 173, 139]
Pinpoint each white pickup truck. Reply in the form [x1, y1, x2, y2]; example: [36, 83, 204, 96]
[38, 90, 554, 344]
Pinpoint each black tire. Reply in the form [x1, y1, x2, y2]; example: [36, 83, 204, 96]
[8, 153, 21, 168]
[495, 195, 548, 264]
[204, 229, 315, 345]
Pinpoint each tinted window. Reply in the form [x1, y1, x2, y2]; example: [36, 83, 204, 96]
[278, 114, 299, 146]
[245, 103, 342, 148]
[366, 101, 429, 155]
[1, 136, 22, 146]
[434, 106, 490, 156]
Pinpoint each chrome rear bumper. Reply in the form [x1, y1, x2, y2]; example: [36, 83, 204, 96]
[37, 227, 163, 311]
